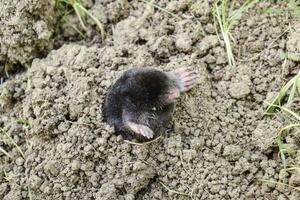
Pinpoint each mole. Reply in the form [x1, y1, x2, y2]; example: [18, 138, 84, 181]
[102, 67, 197, 141]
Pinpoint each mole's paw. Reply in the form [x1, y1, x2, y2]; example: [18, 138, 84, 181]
[127, 121, 154, 139]
[174, 68, 198, 92]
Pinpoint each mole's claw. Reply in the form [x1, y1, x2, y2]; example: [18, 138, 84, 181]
[126, 121, 154, 139]
[140, 125, 154, 139]
[174, 68, 198, 92]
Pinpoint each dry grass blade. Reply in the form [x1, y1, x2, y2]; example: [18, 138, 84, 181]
[259, 179, 300, 192]
[124, 135, 162, 145]
[28, 186, 33, 200]
[159, 181, 191, 197]
[0, 147, 12, 158]
[0, 128, 25, 158]
[277, 123, 300, 138]
[282, 166, 300, 172]
[141, 0, 182, 20]
[297, 71, 300, 94]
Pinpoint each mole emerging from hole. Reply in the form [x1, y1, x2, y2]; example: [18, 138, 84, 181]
[102, 67, 198, 141]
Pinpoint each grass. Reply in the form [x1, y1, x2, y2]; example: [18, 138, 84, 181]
[259, 179, 300, 192]
[264, 100, 300, 169]
[0, 120, 33, 199]
[159, 181, 192, 198]
[55, 0, 105, 39]
[289, 0, 300, 18]
[16, 118, 31, 129]
[262, 70, 300, 190]
[0, 147, 11, 158]
[261, 7, 283, 15]
[275, 108, 300, 169]
[142, 0, 182, 20]
[124, 135, 162, 145]
[0, 127, 25, 158]
[213, 0, 258, 67]
[28, 186, 33, 200]
[264, 70, 300, 114]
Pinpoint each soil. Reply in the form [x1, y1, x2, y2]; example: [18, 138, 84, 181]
[1, 0, 300, 199]
[0, 0, 56, 71]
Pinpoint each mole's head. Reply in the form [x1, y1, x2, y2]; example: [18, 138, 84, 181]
[120, 69, 180, 108]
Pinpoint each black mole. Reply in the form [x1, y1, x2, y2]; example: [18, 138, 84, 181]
[102, 67, 197, 141]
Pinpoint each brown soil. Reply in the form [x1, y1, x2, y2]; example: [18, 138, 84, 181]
[1, 0, 300, 199]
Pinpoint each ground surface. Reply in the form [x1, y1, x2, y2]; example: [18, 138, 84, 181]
[0, 0, 300, 199]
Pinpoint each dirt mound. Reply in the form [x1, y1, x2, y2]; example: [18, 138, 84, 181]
[0, 0, 55, 70]
[1, 0, 300, 199]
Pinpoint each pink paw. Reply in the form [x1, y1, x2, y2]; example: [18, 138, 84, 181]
[127, 121, 154, 139]
[174, 68, 198, 92]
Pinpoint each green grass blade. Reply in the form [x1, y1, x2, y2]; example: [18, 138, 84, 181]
[76, 4, 106, 40]
[276, 136, 288, 169]
[281, 106, 300, 121]
[289, 0, 300, 18]
[62, 15, 86, 38]
[228, 0, 258, 29]
[213, 1, 235, 67]
[73, 3, 87, 30]
[0, 128, 25, 158]
[287, 82, 296, 105]
[264, 76, 297, 114]
[296, 72, 300, 94]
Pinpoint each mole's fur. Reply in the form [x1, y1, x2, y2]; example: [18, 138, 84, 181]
[102, 67, 197, 141]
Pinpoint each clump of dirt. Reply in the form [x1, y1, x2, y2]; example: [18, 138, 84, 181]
[0, 0, 56, 72]
[287, 23, 300, 64]
[1, 0, 300, 199]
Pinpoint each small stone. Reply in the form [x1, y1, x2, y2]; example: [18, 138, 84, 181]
[229, 82, 250, 99]
[70, 160, 81, 171]
[29, 175, 43, 190]
[15, 157, 24, 166]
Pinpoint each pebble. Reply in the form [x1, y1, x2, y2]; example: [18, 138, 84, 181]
[15, 157, 24, 166]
